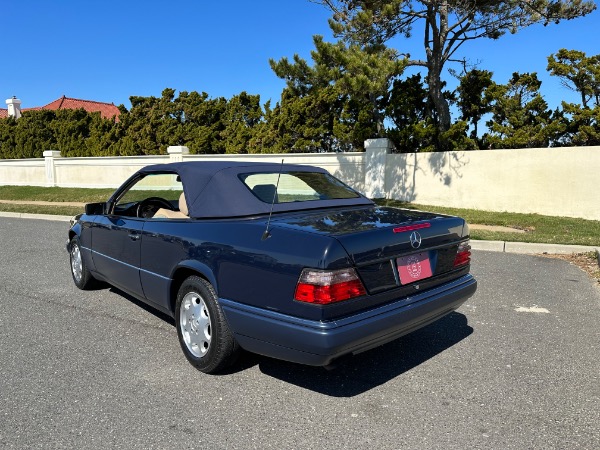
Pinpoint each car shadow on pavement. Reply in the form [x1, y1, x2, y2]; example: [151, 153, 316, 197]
[108, 286, 472, 395]
[108, 287, 176, 326]
[252, 312, 473, 397]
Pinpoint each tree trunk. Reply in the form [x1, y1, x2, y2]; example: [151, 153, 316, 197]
[425, 1, 451, 142]
[427, 67, 451, 132]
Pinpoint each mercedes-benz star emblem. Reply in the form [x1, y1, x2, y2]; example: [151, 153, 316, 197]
[409, 231, 422, 249]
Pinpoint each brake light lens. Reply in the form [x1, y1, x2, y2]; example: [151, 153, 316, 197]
[294, 268, 367, 304]
[454, 240, 472, 267]
[393, 222, 431, 233]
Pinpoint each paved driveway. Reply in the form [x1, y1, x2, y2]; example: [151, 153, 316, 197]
[0, 217, 598, 449]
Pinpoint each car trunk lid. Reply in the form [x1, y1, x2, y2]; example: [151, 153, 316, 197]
[271, 206, 469, 297]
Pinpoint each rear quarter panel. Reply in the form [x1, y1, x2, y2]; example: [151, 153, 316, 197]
[139, 219, 351, 320]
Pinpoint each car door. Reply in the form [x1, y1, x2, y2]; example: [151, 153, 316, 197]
[91, 215, 145, 298]
[90, 171, 184, 301]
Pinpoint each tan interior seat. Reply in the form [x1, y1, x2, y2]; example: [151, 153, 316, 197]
[153, 192, 189, 219]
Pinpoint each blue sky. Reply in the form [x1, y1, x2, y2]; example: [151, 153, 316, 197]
[3, 0, 599, 113]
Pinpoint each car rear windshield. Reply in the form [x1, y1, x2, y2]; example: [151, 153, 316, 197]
[240, 171, 360, 204]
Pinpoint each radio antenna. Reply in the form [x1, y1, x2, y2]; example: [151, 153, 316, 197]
[261, 159, 284, 241]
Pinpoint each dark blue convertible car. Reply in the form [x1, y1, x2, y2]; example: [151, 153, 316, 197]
[68, 161, 477, 373]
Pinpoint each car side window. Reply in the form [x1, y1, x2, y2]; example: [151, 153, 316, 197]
[113, 173, 183, 218]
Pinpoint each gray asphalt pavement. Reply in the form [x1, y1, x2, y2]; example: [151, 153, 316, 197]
[0, 217, 598, 449]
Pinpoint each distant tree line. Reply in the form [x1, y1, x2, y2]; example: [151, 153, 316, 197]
[1, 1, 599, 156]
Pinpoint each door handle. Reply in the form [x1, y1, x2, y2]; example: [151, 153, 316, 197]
[128, 233, 141, 241]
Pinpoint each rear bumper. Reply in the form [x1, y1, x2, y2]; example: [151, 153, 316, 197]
[220, 274, 477, 367]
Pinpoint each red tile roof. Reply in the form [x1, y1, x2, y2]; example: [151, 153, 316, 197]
[41, 96, 120, 119]
[0, 95, 120, 120]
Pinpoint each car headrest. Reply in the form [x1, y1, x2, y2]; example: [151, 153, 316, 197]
[179, 192, 188, 216]
[252, 184, 278, 203]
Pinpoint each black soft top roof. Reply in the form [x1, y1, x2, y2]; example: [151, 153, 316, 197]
[138, 161, 373, 219]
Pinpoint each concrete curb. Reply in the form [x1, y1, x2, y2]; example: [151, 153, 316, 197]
[0, 212, 72, 222]
[470, 239, 600, 257]
[0, 200, 86, 207]
[471, 240, 600, 271]
[468, 240, 505, 252]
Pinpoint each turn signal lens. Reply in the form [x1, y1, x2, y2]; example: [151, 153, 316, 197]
[294, 268, 367, 304]
[454, 240, 472, 267]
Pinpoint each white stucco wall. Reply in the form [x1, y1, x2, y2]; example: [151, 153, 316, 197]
[0, 159, 47, 186]
[0, 145, 597, 220]
[385, 147, 600, 220]
[54, 156, 169, 188]
[31, 152, 365, 191]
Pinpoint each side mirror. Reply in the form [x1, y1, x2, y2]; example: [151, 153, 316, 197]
[85, 202, 106, 215]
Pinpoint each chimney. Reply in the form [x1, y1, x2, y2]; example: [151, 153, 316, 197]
[6, 96, 22, 119]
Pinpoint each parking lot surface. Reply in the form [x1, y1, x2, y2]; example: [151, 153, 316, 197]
[0, 217, 598, 449]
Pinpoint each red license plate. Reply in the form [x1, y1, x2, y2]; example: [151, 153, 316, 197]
[397, 252, 433, 285]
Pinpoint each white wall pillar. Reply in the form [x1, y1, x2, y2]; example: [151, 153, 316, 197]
[43, 150, 61, 186]
[167, 146, 190, 163]
[364, 138, 394, 198]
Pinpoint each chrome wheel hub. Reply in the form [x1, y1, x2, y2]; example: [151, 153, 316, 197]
[180, 292, 211, 358]
[71, 244, 83, 283]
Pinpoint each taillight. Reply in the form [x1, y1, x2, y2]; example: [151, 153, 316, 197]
[294, 268, 367, 304]
[454, 240, 472, 267]
[393, 222, 431, 233]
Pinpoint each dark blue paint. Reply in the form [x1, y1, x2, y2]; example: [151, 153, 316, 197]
[91, 216, 145, 298]
[221, 275, 477, 366]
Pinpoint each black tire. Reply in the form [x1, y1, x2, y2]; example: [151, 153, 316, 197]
[69, 236, 96, 290]
[175, 276, 240, 374]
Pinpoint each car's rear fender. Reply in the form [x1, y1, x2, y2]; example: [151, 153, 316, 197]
[139, 259, 219, 317]
[167, 260, 220, 314]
